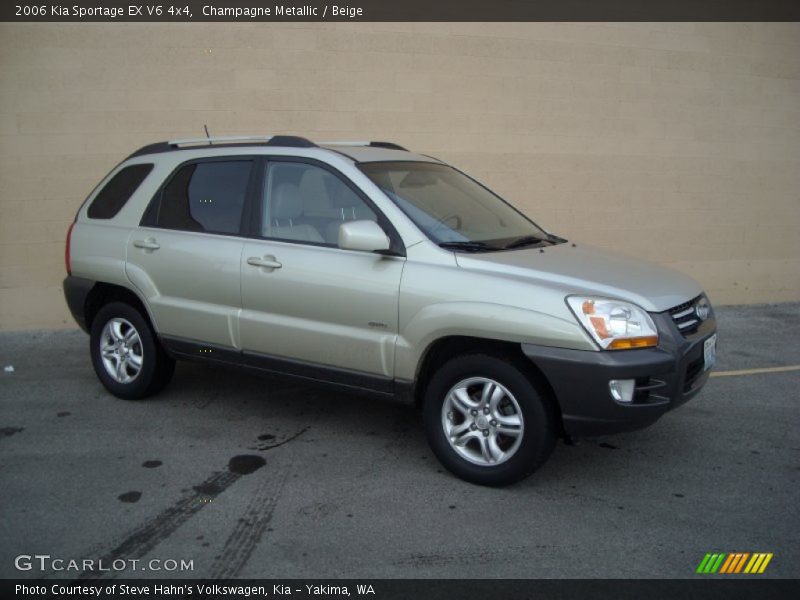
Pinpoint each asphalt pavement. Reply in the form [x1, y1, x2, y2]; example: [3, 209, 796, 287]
[1, 303, 798, 579]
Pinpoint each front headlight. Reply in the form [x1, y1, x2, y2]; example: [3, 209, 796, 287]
[566, 296, 658, 350]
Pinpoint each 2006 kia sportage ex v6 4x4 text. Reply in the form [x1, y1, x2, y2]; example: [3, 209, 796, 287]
[63, 135, 717, 486]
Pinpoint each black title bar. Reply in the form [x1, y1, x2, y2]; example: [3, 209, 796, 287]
[3, 0, 800, 22]
[5, 579, 800, 600]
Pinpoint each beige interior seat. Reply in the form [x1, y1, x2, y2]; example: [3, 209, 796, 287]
[299, 168, 341, 220]
[265, 182, 324, 243]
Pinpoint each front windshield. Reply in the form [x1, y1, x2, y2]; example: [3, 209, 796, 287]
[359, 161, 552, 250]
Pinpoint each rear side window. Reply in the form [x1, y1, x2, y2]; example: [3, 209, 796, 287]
[87, 164, 153, 219]
[154, 160, 253, 234]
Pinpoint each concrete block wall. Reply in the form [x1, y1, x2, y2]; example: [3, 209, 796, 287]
[1, 22, 798, 329]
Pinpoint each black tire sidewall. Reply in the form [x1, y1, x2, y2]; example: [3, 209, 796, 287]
[90, 302, 162, 400]
[423, 354, 556, 486]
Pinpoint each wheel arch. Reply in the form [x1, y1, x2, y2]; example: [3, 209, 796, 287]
[410, 335, 565, 436]
[84, 282, 156, 334]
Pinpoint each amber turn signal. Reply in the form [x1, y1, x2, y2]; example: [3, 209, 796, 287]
[608, 336, 658, 349]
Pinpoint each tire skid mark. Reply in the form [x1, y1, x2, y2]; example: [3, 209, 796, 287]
[78, 470, 241, 580]
[257, 426, 310, 451]
[394, 544, 561, 568]
[207, 466, 291, 578]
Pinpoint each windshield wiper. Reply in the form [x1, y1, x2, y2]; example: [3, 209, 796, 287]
[503, 235, 547, 250]
[438, 241, 497, 253]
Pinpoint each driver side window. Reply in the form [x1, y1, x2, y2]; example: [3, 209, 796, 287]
[261, 162, 377, 246]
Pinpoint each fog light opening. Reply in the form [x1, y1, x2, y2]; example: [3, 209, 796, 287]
[609, 379, 635, 403]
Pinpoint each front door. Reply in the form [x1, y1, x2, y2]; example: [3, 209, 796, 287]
[239, 160, 404, 379]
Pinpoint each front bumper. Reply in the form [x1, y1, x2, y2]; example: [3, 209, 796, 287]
[522, 311, 716, 437]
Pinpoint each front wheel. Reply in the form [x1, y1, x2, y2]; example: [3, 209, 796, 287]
[423, 353, 557, 486]
[90, 302, 174, 400]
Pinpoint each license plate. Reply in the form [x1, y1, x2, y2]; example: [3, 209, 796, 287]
[703, 334, 717, 371]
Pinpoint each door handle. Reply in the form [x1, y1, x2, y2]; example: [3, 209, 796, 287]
[247, 256, 282, 269]
[133, 238, 160, 250]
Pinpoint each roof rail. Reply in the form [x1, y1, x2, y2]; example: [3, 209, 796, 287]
[319, 140, 409, 151]
[169, 135, 272, 146]
[126, 135, 404, 160]
[167, 135, 316, 148]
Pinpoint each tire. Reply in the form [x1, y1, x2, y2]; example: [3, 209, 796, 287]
[423, 353, 557, 486]
[90, 302, 174, 400]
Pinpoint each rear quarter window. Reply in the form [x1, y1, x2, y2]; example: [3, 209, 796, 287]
[87, 163, 154, 219]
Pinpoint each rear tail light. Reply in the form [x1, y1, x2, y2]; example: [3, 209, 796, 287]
[65, 222, 75, 275]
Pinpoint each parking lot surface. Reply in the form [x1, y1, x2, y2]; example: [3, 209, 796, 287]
[1, 304, 798, 579]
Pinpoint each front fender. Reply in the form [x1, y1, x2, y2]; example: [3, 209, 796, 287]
[394, 301, 594, 381]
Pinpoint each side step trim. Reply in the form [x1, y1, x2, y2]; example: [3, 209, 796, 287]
[160, 336, 395, 396]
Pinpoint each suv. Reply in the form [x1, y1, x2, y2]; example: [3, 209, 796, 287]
[63, 135, 717, 486]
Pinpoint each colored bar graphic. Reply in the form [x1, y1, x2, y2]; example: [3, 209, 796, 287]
[698, 552, 774, 574]
[700, 554, 718, 574]
[758, 553, 773, 573]
[719, 553, 735, 573]
[696, 554, 712, 574]
[744, 554, 760, 574]
[734, 553, 750, 573]
[722, 553, 739, 573]
[729, 553, 743, 573]
[713, 553, 726, 573]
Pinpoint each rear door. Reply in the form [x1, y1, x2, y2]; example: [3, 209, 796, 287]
[126, 157, 256, 348]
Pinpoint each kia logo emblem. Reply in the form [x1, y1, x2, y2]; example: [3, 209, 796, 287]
[696, 300, 710, 321]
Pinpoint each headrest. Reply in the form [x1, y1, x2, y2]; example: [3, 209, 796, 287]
[272, 183, 302, 220]
[331, 179, 361, 209]
[299, 168, 334, 212]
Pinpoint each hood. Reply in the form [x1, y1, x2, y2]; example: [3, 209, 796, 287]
[455, 242, 702, 312]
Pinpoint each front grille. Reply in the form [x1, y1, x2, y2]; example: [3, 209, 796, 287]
[668, 295, 703, 336]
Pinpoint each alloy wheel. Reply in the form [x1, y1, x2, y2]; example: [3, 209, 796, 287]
[441, 377, 525, 466]
[99, 317, 143, 384]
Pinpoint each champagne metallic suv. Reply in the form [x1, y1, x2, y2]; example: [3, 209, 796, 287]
[63, 135, 717, 485]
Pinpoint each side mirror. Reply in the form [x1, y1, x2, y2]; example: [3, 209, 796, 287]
[338, 220, 391, 253]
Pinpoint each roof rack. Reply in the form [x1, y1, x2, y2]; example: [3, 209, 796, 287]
[169, 135, 272, 147]
[126, 135, 407, 159]
[167, 135, 316, 148]
[319, 140, 409, 151]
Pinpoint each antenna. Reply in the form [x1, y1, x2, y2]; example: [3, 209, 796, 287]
[204, 124, 212, 145]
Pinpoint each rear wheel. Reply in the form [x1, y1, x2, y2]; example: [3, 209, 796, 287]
[423, 353, 557, 486]
[90, 302, 174, 400]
